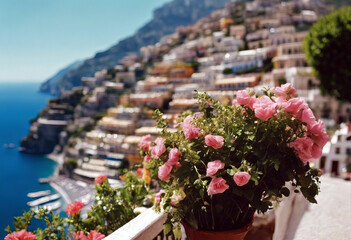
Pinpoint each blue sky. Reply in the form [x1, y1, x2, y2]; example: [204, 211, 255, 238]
[0, 0, 170, 82]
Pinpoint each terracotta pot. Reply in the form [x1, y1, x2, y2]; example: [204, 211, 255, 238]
[182, 221, 252, 240]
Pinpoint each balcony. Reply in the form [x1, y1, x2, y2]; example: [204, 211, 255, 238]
[103, 208, 274, 240]
[104, 176, 350, 240]
[104, 208, 186, 240]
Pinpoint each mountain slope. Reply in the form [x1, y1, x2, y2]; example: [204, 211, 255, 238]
[40, 0, 230, 94]
[40, 60, 83, 95]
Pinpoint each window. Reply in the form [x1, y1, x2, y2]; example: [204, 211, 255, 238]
[347, 136, 351, 141]
[320, 156, 326, 169]
[347, 148, 351, 155]
[338, 135, 342, 141]
[335, 147, 340, 154]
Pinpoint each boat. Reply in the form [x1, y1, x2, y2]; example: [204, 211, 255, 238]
[39, 177, 53, 183]
[27, 190, 51, 198]
[27, 193, 60, 207]
[31, 201, 61, 213]
[3, 143, 15, 148]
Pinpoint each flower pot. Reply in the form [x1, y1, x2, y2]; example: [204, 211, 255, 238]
[182, 221, 253, 240]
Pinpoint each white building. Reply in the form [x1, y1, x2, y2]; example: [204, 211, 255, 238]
[222, 49, 267, 73]
[316, 123, 351, 178]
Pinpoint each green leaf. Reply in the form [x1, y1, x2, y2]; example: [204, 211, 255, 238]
[199, 188, 204, 198]
[300, 187, 318, 204]
[173, 224, 182, 240]
[280, 187, 290, 197]
[5, 225, 12, 233]
[227, 169, 235, 176]
[163, 223, 171, 235]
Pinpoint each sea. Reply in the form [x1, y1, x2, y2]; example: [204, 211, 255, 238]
[0, 82, 58, 238]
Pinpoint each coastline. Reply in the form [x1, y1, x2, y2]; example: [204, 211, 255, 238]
[46, 153, 64, 165]
[46, 153, 71, 204]
[50, 181, 72, 204]
[46, 153, 95, 207]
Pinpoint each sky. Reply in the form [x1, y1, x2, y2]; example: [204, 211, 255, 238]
[0, 0, 170, 82]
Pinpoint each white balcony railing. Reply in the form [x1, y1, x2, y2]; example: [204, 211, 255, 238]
[104, 208, 187, 240]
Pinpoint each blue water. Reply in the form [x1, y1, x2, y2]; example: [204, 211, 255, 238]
[0, 82, 57, 238]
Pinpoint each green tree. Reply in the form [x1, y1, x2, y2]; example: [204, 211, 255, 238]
[304, 7, 351, 101]
[223, 68, 233, 75]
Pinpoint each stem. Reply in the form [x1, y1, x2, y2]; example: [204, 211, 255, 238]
[210, 196, 215, 230]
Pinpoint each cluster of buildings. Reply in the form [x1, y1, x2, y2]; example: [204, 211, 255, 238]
[53, 0, 350, 183]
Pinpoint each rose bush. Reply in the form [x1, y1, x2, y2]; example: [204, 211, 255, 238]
[139, 84, 327, 238]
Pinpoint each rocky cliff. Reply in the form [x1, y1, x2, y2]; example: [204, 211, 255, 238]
[20, 90, 84, 154]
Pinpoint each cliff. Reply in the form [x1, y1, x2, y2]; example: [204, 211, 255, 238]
[40, 60, 84, 96]
[20, 90, 84, 154]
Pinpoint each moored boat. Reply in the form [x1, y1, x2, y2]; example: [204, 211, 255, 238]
[27, 193, 60, 207]
[27, 190, 51, 198]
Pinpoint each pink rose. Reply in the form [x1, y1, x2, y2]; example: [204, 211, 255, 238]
[207, 177, 229, 195]
[273, 83, 296, 99]
[182, 123, 200, 140]
[136, 168, 143, 177]
[233, 172, 251, 187]
[248, 97, 256, 109]
[309, 120, 328, 148]
[275, 96, 287, 107]
[205, 134, 224, 149]
[282, 98, 307, 117]
[72, 230, 105, 240]
[155, 137, 165, 145]
[180, 116, 194, 127]
[253, 96, 277, 121]
[232, 99, 240, 106]
[289, 136, 322, 163]
[5, 230, 36, 240]
[155, 190, 165, 203]
[94, 175, 107, 184]
[139, 134, 151, 151]
[311, 143, 323, 159]
[144, 155, 151, 162]
[87, 231, 105, 240]
[236, 90, 251, 105]
[175, 162, 182, 170]
[158, 164, 172, 182]
[150, 143, 166, 158]
[206, 160, 225, 176]
[170, 191, 185, 206]
[167, 148, 181, 166]
[299, 107, 316, 127]
[194, 112, 204, 118]
[66, 201, 85, 216]
[180, 116, 201, 140]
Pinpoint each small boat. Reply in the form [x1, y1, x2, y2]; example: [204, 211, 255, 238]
[27, 193, 60, 207]
[31, 201, 61, 213]
[39, 177, 52, 183]
[3, 143, 15, 148]
[27, 190, 51, 198]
